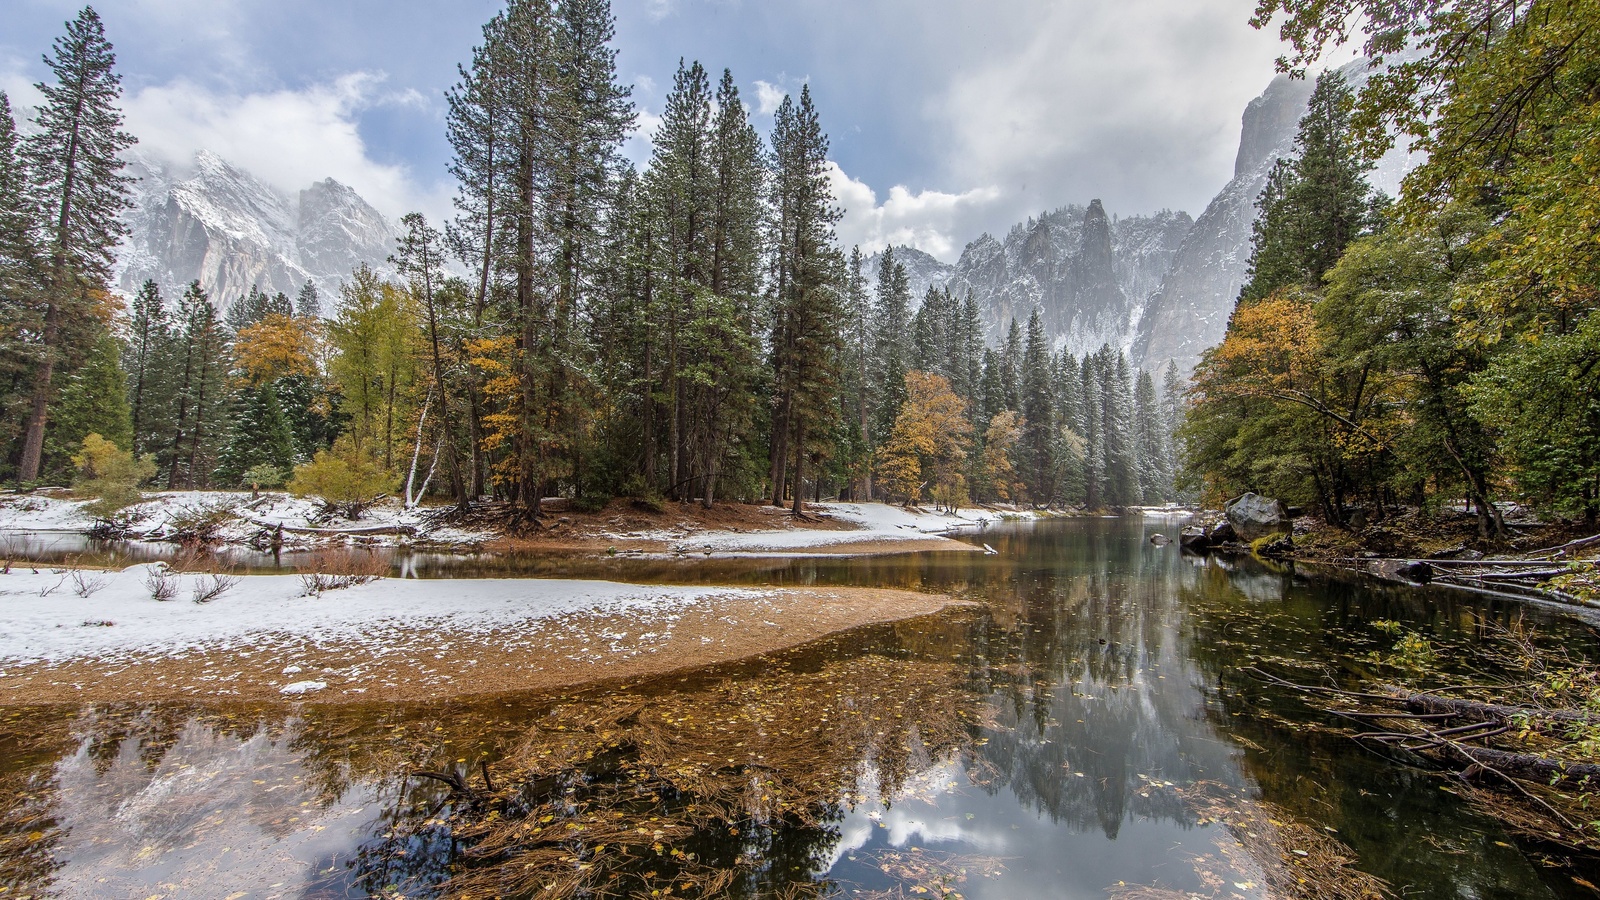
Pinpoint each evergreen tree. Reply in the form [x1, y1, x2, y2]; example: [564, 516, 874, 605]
[841, 246, 872, 499]
[43, 324, 131, 480]
[870, 249, 912, 444]
[17, 7, 137, 483]
[1019, 307, 1056, 503]
[766, 86, 842, 512]
[1240, 70, 1384, 304]
[1000, 319, 1023, 412]
[0, 93, 43, 475]
[124, 279, 170, 457]
[163, 282, 229, 488]
[215, 382, 295, 487]
[1132, 369, 1167, 504]
[295, 281, 321, 319]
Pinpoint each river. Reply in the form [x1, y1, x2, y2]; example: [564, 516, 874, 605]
[1, 516, 1595, 898]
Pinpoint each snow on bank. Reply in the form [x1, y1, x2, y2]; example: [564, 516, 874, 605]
[669, 502, 1041, 554]
[0, 491, 492, 546]
[0, 565, 756, 666]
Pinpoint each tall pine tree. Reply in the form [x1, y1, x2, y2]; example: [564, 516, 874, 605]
[17, 7, 137, 483]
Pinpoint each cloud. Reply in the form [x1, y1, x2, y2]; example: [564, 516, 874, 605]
[121, 72, 449, 223]
[752, 80, 785, 116]
[827, 161, 1001, 262]
[927, 0, 1283, 218]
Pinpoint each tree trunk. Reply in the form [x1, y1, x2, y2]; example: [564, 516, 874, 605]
[16, 301, 60, 482]
[791, 420, 807, 516]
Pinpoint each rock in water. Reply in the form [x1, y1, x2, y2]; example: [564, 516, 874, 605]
[1226, 493, 1289, 541]
[1396, 561, 1434, 584]
[1179, 526, 1211, 550]
[1150, 533, 1171, 546]
[1207, 521, 1237, 544]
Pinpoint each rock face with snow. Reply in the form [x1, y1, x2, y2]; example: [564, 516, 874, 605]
[863, 245, 958, 307]
[945, 202, 1192, 356]
[1129, 74, 1316, 375]
[867, 204, 1193, 358]
[116, 151, 400, 310]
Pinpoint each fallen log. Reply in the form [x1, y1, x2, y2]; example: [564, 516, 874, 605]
[240, 514, 418, 537]
[1404, 693, 1600, 727]
[1438, 743, 1600, 787]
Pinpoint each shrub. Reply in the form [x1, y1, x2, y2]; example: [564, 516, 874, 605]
[242, 463, 288, 489]
[72, 433, 156, 519]
[287, 446, 395, 519]
[191, 572, 240, 604]
[299, 548, 387, 595]
[166, 501, 237, 547]
[144, 565, 179, 601]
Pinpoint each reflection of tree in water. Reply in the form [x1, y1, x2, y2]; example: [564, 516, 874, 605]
[1180, 556, 1600, 899]
[0, 613, 990, 898]
[966, 520, 1241, 839]
[0, 707, 76, 897]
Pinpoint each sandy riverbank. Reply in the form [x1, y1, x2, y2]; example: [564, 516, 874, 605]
[0, 566, 974, 704]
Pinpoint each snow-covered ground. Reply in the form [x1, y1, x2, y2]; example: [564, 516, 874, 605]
[669, 502, 1041, 554]
[0, 564, 756, 670]
[0, 491, 492, 547]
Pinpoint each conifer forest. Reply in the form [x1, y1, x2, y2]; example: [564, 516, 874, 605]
[0, 4, 1186, 516]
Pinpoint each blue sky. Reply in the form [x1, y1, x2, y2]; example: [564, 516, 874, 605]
[1, 0, 1311, 261]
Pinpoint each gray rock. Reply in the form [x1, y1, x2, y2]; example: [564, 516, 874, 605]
[1179, 525, 1211, 550]
[1150, 533, 1171, 546]
[1226, 493, 1289, 541]
[1396, 561, 1434, 584]
[1207, 521, 1237, 544]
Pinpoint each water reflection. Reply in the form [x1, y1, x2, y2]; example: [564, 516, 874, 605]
[2, 518, 1598, 898]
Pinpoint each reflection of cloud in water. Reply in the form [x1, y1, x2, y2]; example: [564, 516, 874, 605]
[48, 713, 381, 897]
[827, 759, 1011, 871]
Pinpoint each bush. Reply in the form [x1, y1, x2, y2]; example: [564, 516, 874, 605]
[287, 445, 395, 519]
[72, 433, 156, 519]
[242, 463, 287, 489]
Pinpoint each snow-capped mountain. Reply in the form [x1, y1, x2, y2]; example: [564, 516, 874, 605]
[863, 245, 956, 306]
[865, 204, 1193, 358]
[115, 150, 400, 310]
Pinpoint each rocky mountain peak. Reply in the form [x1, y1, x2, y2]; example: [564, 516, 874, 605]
[115, 152, 400, 312]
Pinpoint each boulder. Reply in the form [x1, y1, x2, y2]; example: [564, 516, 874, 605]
[1179, 526, 1211, 551]
[1150, 533, 1171, 547]
[1226, 493, 1289, 541]
[1395, 561, 1434, 584]
[1256, 534, 1295, 558]
[1207, 521, 1237, 544]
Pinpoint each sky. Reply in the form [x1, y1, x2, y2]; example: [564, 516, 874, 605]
[1, 0, 1299, 262]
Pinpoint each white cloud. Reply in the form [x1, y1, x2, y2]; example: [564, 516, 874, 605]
[928, 0, 1283, 218]
[752, 79, 785, 116]
[827, 161, 1001, 262]
[121, 72, 449, 223]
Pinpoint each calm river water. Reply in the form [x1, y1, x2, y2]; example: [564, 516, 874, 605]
[2, 516, 1597, 898]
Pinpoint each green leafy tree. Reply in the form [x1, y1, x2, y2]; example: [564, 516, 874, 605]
[44, 324, 131, 482]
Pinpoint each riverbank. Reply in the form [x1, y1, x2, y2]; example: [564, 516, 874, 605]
[0, 565, 976, 704]
[0, 491, 1042, 559]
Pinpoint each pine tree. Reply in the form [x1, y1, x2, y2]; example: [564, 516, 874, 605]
[0, 93, 43, 475]
[841, 246, 872, 499]
[43, 324, 131, 480]
[295, 281, 321, 319]
[17, 7, 137, 483]
[1132, 369, 1167, 504]
[163, 282, 229, 488]
[870, 248, 911, 444]
[215, 383, 294, 487]
[1240, 70, 1384, 304]
[766, 86, 842, 513]
[124, 279, 169, 457]
[1020, 307, 1056, 504]
[1000, 319, 1023, 412]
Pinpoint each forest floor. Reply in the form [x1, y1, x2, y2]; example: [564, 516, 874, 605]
[0, 491, 1039, 558]
[0, 564, 975, 704]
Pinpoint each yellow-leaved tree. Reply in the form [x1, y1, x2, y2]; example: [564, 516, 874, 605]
[875, 372, 972, 509]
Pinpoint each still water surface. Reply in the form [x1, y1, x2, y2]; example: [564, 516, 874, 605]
[2, 517, 1597, 898]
